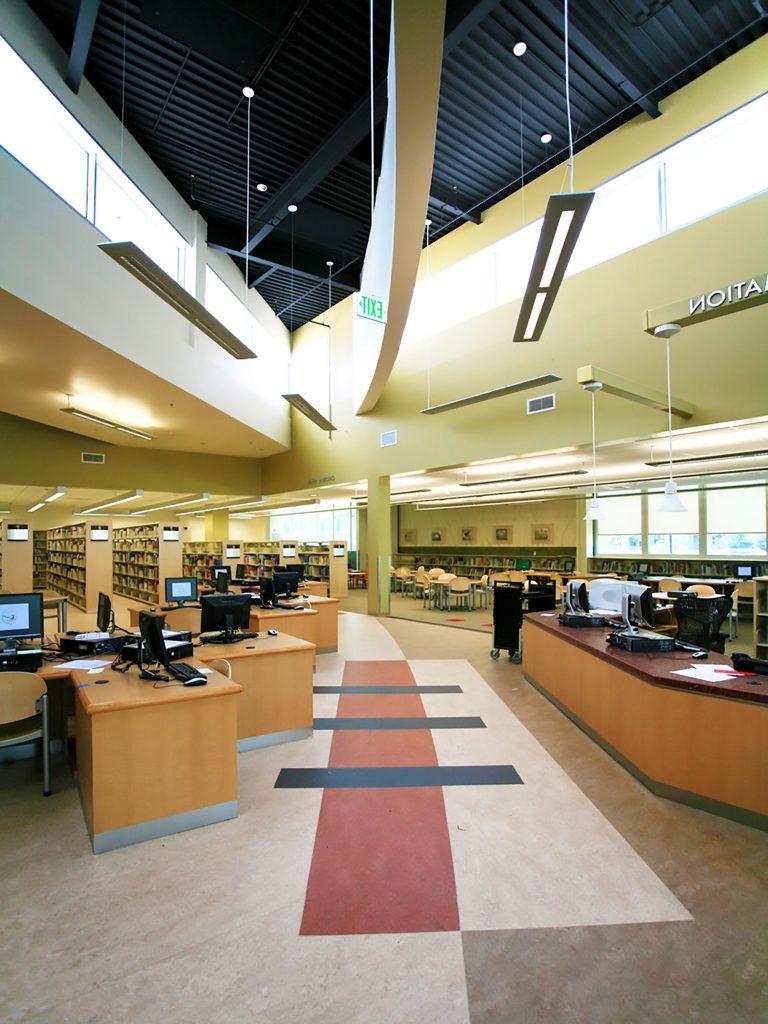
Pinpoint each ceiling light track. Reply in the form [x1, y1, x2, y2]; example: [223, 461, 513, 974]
[61, 404, 154, 441]
[645, 449, 768, 468]
[80, 489, 144, 514]
[28, 486, 67, 512]
[459, 469, 587, 487]
[421, 374, 563, 414]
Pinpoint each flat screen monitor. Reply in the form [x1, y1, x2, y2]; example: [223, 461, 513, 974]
[215, 571, 229, 594]
[213, 565, 232, 583]
[737, 566, 752, 578]
[273, 570, 299, 597]
[200, 594, 251, 643]
[236, 563, 254, 580]
[96, 592, 112, 632]
[565, 581, 588, 615]
[0, 593, 43, 641]
[165, 576, 198, 606]
[624, 582, 655, 628]
[563, 559, 575, 573]
[638, 563, 649, 574]
[138, 611, 168, 665]
[258, 577, 275, 608]
[588, 578, 624, 615]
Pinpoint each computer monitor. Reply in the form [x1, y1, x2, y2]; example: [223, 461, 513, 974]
[0, 593, 43, 648]
[273, 570, 299, 598]
[623, 582, 655, 629]
[96, 592, 112, 633]
[564, 580, 588, 615]
[200, 594, 251, 643]
[638, 563, 649, 574]
[563, 559, 575, 573]
[138, 611, 168, 666]
[588, 578, 624, 616]
[237, 563, 256, 581]
[258, 577, 275, 608]
[165, 576, 198, 606]
[737, 565, 752, 578]
[215, 571, 229, 594]
[213, 565, 231, 584]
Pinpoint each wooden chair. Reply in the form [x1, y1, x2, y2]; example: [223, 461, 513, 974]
[686, 584, 716, 597]
[207, 658, 232, 679]
[394, 567, 412, 593]
[412, 570, 430, 600]
[730, 581, 754, 639]
[428, 568, 445, 579]
[0, 672, 51, 796]
[448, 577, 471, 611]
[659, 578, 682, 593]
[475, 574, 491, 609]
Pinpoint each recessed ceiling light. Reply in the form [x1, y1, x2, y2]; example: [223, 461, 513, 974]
[326, 260, 334, 267]
[256, 182, 268, 192]
[242, 86, 254, 98]
[513, 41, 527, 57]
[425, 218, 432, 226]
[287, 204, 298, 213]
[541, 132, 552, 144]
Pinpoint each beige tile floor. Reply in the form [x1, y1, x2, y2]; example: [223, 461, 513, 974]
[0, 599, 765, 1023]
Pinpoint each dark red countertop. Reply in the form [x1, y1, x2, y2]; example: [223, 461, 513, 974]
[524, 612, 768, 705]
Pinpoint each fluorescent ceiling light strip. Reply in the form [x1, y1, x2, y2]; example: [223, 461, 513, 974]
[99, 242, 257, 360]
[80, 489, 145, 513]
[45, 486, 67, 503]
[645, 449, 768, 467]
[282, 394, 336, 432]
[177, 497, 265, 516]
[523, 292, 548, 340]
[421, 374, 562, 415]
[460, 469, 588, 486]
[539, 211, 575, 288]
[131, 493, 211, 514]
[27, 502, 46, 512]
[61, 407, 154, 441]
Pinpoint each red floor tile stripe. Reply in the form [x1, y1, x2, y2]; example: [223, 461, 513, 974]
[300, 661, 459, 935]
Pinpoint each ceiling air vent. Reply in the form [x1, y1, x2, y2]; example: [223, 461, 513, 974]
[527, 394, 556, 415]
[81, 452, 106, 464]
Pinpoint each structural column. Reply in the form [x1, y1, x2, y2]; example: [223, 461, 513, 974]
[204, 510, 229, 542]
[367, 475, 391, 616]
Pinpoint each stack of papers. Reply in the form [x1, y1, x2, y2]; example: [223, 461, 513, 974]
[671, 664, 739, 683]
[65, 658, 111, 670]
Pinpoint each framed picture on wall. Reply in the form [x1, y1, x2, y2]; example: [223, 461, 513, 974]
[402, 528, 417, 544]
[494, 526, 510, 543]
[460, 526, 476, 543]
[531, 523, 553, 543]
[431, 528, 445, 544]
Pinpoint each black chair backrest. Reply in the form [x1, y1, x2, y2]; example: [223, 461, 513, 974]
[674, 594, 732, 653]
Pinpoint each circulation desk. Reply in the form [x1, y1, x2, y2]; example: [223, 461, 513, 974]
[522, 613, 768, 830]
[195, 632, 316, 750]
[40, 660, 241, 853]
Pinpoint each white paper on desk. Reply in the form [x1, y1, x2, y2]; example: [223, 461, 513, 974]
[671, 664, 737, 683]
[64, 659, 111, 670]
[540, 613, 557, 617]
[199, 667, 213, 674]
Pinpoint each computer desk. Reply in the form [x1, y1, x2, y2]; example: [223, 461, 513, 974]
[128, 603, 202, 632]
[195, 632, 316, 750]
[274, 595, 339, 653]
[39, 659, 241, 853]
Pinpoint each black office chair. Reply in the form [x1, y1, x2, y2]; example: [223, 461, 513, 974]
[673, 593, 732, 653]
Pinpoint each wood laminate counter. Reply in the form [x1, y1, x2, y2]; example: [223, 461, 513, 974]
[522, 613, 768, 830]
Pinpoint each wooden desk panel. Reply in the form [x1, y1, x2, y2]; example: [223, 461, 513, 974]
[129, 604, 201, 632]
[249, 606, 319, 649]
[522, 616, 768, 830]
[282, 595, 339, 652]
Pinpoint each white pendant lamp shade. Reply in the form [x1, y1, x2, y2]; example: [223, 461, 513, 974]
[584, 496, 604, 521]
[657, 478, 688, 514]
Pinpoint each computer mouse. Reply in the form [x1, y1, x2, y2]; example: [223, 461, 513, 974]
[268, 629, 278, 636]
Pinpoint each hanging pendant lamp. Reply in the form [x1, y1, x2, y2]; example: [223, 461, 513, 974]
[653, 323, 687, 512]
[582, 381, 604, 520]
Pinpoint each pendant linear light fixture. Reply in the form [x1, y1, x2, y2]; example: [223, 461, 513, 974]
[512, 0, 594, 344]
[60, 400, 154, 441]
[654, 323, 688, 512]
[80, 489, 144, 514]
[28, 486, 67, 512]
[582, 381, 604, 520]
[646, 448, 768, 468]
[99, 243, 257, 360]
[460, 468, 587, 486]
[129, 493, 211, 515]
[421, 374, 563, 415]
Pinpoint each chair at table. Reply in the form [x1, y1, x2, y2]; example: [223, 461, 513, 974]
[447, 577, 471, 612]
[474, 573, 491, 609]
[394, 567, 412, 593]
[427, 568, 445, 579]
[729, 581, 754, 639]
[658, 578, 682, 593]
[432, 573, 456, 611]
[686, 584, 717, 597]
[673, 593, 732, 653]
[411, 569, 430, 601]
[207, 658, 232, 679]
[0, 672, 51, 796]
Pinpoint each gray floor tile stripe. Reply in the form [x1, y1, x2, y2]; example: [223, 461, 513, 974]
[312, 716, 485, 730]
[275, 765, 523, 789]
[313, 685, 464, 694]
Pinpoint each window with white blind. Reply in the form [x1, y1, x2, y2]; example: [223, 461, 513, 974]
[595, 495, 642, 555]
[648, 489, 699, 554]
[706, 487, 767, 557]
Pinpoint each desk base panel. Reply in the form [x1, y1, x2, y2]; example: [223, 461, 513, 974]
[91, 799, 238, 854]
[238, 727, 312, 752]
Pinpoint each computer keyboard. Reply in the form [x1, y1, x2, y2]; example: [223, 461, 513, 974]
[276, 602, 305, 611]
[167, 662, 207, 685]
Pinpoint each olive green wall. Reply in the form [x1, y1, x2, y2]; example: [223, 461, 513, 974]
[262, 38, 768, 495]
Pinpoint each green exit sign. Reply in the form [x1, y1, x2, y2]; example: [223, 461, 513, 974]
[355, 292, 387, 324]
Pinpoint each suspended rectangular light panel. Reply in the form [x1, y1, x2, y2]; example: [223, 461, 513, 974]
[282, 394, 336, 432]
[99, 242, 256, 359]
[421, 374, 562, 415]
[513, 192, 594, 343]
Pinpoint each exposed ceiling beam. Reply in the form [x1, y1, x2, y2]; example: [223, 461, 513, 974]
[207, 242, 357, 292]
[65, 0, 101, 94]
[242, 0, 501, 254]
[535, 0, 660, 119]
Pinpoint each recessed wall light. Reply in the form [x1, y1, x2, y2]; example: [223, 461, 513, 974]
[513, 41, 527, 57]
[287, 204, 298, 213]
[541, 132, 552, 144]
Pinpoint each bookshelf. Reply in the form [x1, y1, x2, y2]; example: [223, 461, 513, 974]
[299, 541, 348, 597]
[47, 521, 111, 612]
[241, 541, 284, 579]
[183, 541, 223, 586]
[754, 577, 768, 660]
[113, 523, 182, 604]
[586, 556, 768, 578]
[33, 530, 47, 589]
[395, 547, 577, 577]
